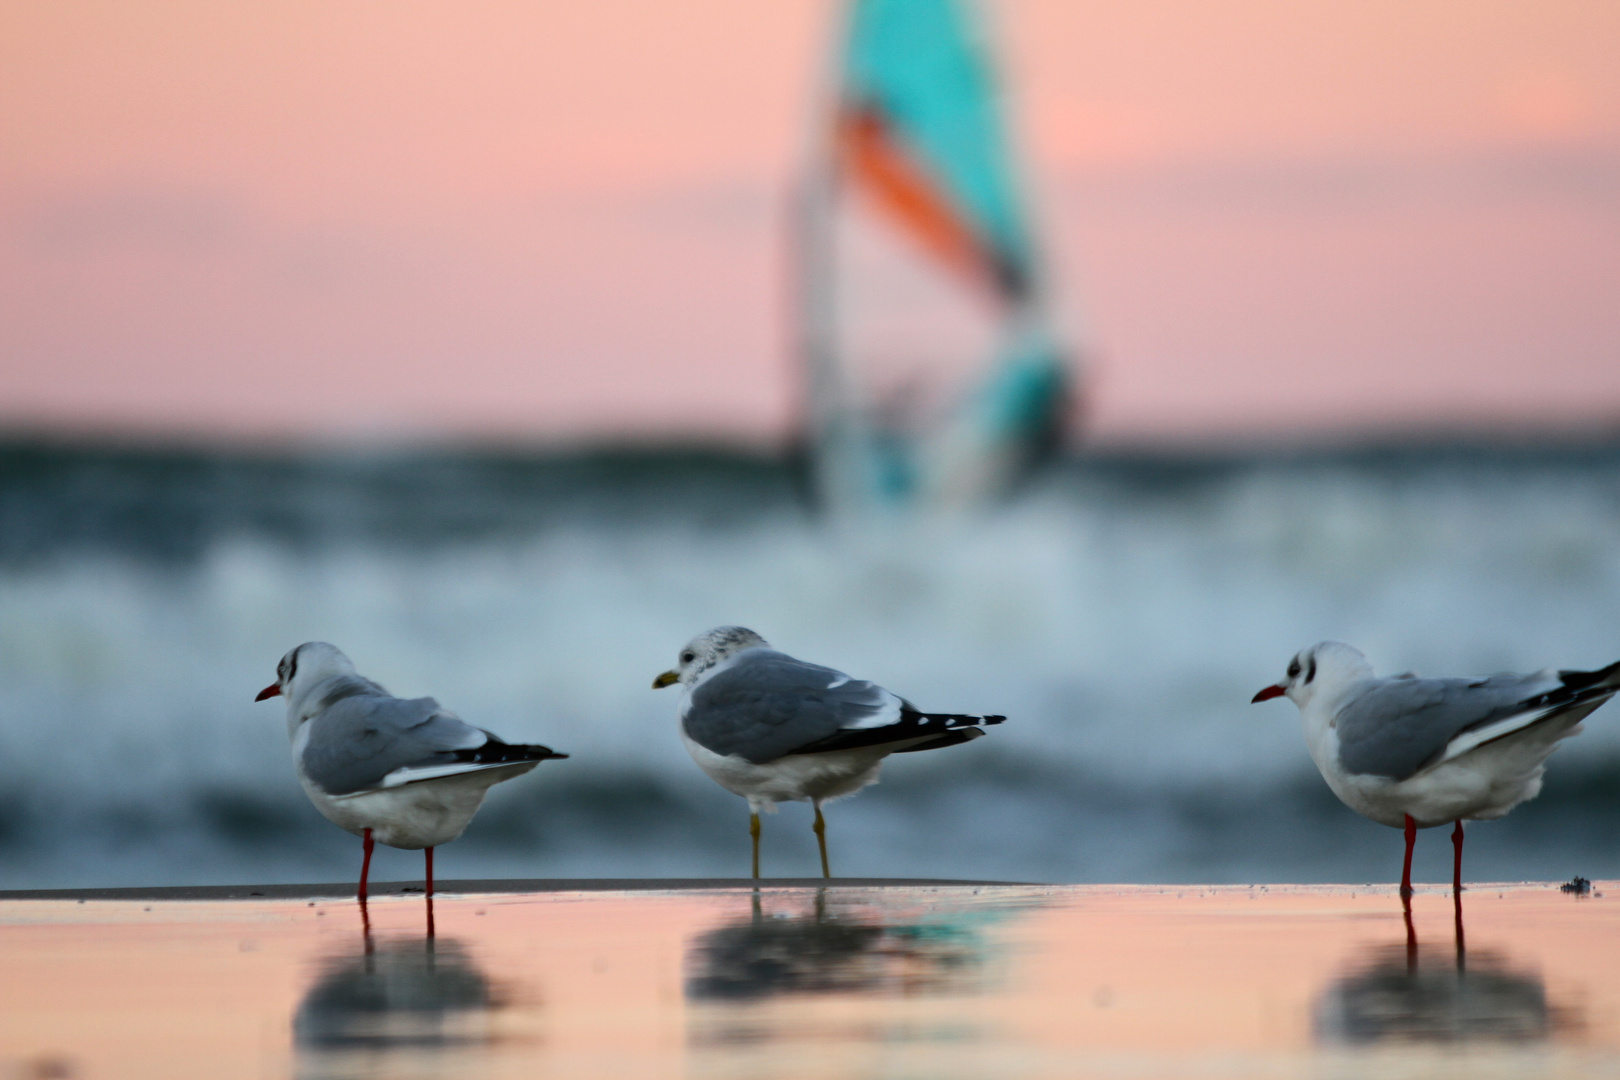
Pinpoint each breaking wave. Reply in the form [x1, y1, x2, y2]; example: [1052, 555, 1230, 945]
[2, 440, 1619, 888]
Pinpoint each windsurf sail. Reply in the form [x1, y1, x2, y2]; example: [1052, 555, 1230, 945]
[798, 0, 1073, 514]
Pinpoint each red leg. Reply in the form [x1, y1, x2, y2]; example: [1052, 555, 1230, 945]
[1450, 820, 1464, 894]
[423, 847, 436, 937]
[1400, 814, 1416, 900]
[359, 828, 375, 902]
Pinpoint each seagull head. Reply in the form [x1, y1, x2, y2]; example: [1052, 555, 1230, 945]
[1252, 641, 1373, 708]
[653, 626, 769, 689]
[255, 641, 357, 706]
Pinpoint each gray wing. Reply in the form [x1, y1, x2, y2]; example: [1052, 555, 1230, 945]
[301, 689, 488, 796]
[1334, 670, 1563, 780]
[684, 650, 900, 764]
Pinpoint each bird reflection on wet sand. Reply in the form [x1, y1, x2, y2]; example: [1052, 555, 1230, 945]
[1316, 901, 1580, 1046]
[360, 893, 434, 942]
[294, 931, 510, 1079]
[685, 890, 989, 1003]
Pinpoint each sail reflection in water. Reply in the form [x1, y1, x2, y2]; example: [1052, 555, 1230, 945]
[687, 891, 990, 1003]
[1316, 942, 1579, 1046]
[294, 935, 515, 1078]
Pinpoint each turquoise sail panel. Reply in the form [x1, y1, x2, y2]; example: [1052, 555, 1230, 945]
[843, 0, 1033, 293]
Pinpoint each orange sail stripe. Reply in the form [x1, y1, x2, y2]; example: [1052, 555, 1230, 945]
[838, 107, 999, 294]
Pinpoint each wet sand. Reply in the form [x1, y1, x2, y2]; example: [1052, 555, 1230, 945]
[1, 881, 1614, 1078]
[0, 877, 1017, 901]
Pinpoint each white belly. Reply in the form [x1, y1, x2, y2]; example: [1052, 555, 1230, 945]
[298, 763, 536, 849]
[1315, 722, 1580, 829]
[681, 731, 889, 813]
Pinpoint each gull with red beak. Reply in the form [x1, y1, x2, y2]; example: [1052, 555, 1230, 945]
[1253, 641, 1620, 898]
[257, 642, 566, 901]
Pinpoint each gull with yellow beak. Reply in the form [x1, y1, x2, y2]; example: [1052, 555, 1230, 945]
[653, 626, 1006, 878]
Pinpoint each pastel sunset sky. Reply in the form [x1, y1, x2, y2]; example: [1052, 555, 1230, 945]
[2, 0, 1617, 447]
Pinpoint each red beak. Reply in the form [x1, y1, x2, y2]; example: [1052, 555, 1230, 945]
[255, 683, 282, 702]
[1251, 684, 1286, 703]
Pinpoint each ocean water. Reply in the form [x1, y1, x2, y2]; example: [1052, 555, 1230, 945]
[2, 439, 1619, 889]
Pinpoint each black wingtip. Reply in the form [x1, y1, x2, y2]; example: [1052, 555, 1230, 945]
[892, 729, 985, 753]
[459, 741, 568, 765]
[920, 711, 1007, 728]
[1558, 659, 1620, 694]
[796, 708, 1006, 756]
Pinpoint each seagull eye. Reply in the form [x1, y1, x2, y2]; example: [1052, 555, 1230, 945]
[1287, 659, 1301, 679]
[681, 651, 695, 665]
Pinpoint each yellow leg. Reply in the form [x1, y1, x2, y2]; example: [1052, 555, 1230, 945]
[813, 802, 830, 879]
[750, 812, 761, 879]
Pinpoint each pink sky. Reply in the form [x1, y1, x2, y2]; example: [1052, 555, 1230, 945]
[2, 0, 1617, 447]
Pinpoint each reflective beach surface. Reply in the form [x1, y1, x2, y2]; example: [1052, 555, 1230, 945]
[2, 883, 1616, 1078]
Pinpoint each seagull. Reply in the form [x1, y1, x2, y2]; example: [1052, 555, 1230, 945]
[256, 642, 566, 901]
[652, 626, 1006, 879]
[1253, 641, 1620, 897]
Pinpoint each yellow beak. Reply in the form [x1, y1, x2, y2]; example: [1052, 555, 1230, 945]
[652, 670, 679, 689]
